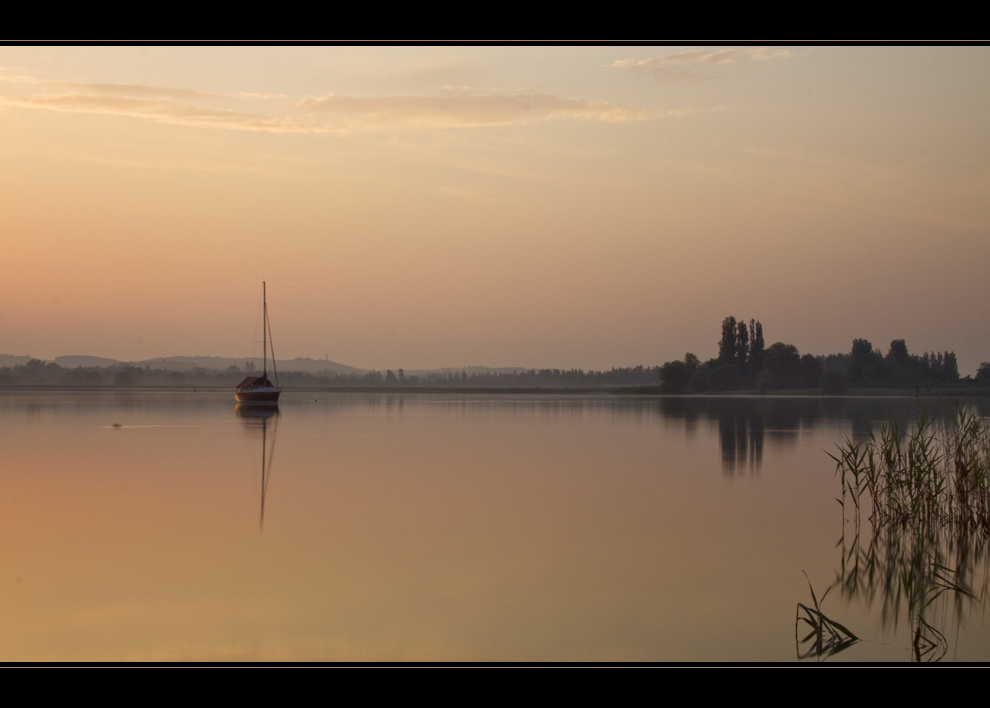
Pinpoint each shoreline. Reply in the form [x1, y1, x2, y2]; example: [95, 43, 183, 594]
[0, 385, 988, 398]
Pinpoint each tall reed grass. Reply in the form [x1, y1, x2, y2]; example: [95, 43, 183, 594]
[831, 407, 990, 533]
[795, 574, 859, 660]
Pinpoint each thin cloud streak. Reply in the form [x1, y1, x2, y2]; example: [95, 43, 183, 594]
[298, 88, 653, 127]
[60, 84, 284, 102]
[0, 69, 280, 101]
[609, 47, 792, 81]
[1, 70, 665, 133]
[0, 93, 326, 133]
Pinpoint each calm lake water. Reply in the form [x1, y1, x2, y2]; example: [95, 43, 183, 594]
[1, 391, 987, 662]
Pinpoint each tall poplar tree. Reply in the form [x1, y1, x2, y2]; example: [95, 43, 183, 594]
[749, 320, 765, 371]
[735, 321, 749, 367]
[719, 317, 737, 362]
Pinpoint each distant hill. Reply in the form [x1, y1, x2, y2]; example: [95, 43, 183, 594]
[6, 355, 538, 378]
[55, 356, 123, 368]
[118, 355, 364, 375]
[248, 357, 366, 376]
[133, 356, 366, 376]
[2, 353, 364, 376]
[0, 354, 34, 367]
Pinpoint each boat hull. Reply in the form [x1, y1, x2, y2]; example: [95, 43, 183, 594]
[235, 389, 281, 404]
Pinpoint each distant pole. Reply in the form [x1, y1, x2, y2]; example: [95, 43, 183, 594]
[263, 281, 267, 376]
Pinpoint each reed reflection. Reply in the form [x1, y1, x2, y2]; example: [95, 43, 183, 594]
[235, 404, 280, 530]
[795, 576, 860, 661]
[829, 407, 989, 662]
[834, 525, 986, 662]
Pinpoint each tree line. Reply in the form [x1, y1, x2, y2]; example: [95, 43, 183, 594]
[0, 359, 661, 389]
[3, 325, 985, 393]
[659, 316, 983, 394]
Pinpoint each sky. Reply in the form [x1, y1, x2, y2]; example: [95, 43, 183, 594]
[1, 46, 988, 373]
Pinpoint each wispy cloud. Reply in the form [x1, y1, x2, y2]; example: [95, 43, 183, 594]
[299, 87, 652, 128]
[609, 47, 792, 82]
[1, 71, 661, 133]
[52, 83, 284, 102]
[0, 69, 282, 101]
[0, 93, 325, 133]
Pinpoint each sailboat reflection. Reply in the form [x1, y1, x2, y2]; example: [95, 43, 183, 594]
[236, 404, 280, 529]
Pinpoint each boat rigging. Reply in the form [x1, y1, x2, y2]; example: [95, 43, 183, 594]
[235, 282, 281, 404]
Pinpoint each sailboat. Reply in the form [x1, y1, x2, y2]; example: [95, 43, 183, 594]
[235, 282, 281, 404]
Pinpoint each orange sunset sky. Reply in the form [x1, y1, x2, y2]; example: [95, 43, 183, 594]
[1, 46, 988, 372]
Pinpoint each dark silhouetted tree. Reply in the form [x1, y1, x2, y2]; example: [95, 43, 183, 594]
[689, 364, 712, 393]
[944, 352, 959, 380]
[659, 360, 690, 393]
[749, 320, 765, 372]
[848, 339, 879, 383]
[684, 353, 700, 376]
[888, 339, 909, 365]
[820, 371, 848, 395]
[763, 342, 801, 389]
[736, 321, 749, 368]
[711, 363, 743, 391]
[756, 369, 772, 394]
[114, 371, 134, 387]
[719, 317, 737, 363]
[800, 353, 824, 388]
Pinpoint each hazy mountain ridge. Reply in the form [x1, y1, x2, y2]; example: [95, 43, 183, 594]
[0, 355, 34, 367]
[36, 355, 365, 376]
[7, 354, 531, 377]
[134, 356, 366, 376]
[54, 356, 125, 368]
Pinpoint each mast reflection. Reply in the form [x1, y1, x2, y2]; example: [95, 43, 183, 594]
[236, 404, 280, 530]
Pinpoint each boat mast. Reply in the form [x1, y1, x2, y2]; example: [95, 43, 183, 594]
[263, 281, 267, 376]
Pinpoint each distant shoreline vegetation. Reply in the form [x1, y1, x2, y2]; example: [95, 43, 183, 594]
[1, 317, 987, 394]
[658, 316, 990, 395]
[0, 360, 662, 391]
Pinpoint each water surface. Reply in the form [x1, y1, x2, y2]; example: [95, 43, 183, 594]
[1, 391, 986, 661]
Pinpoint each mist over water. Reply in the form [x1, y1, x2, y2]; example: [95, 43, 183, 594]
[0, 391, 985, 661]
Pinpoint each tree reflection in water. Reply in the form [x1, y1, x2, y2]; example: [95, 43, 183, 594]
[654, 396, 960, 477]
[717, 402, 765, 475]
